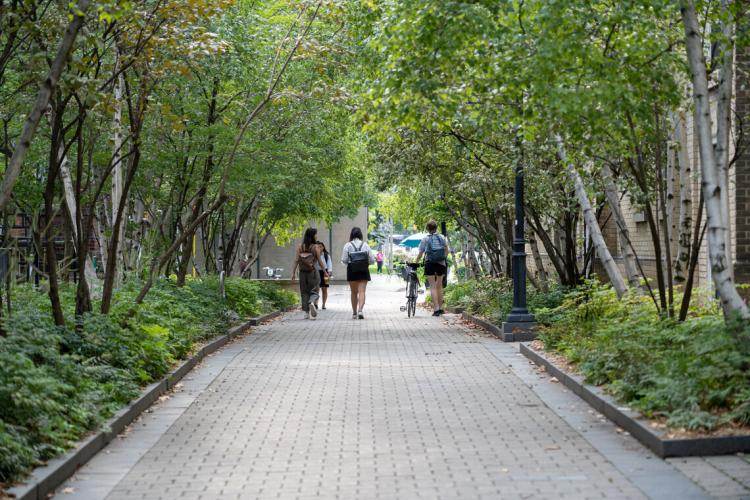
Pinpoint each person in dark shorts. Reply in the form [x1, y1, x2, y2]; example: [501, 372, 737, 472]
[340, 227, 375, 319]
[315, 242, 333, 309]
[415, 221, 452, 316]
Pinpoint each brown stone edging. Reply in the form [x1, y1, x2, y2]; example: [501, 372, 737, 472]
[460, 311, 534, 342]
[7, 308, 288, 500]
[520, 343, 750, 458]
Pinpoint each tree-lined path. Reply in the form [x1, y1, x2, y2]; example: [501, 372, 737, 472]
[55, 277, 747, 499]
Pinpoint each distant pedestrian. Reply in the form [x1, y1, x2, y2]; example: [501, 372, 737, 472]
[376, 250, 384, 273]
[291, 228, 329, 319]
[415, 220, 451, 316]
[315, 242, 333, 309]
[341, 227, 375, 319]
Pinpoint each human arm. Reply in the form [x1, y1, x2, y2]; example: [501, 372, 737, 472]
[315, 246, 329, 275]
[415, 237, 427, 264]
[290, 245, 299, 280]
[340, 243, 350, 265]
[325, 254, 333, 273]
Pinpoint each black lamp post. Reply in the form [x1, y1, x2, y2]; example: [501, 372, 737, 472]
[501, 131, 535, 341]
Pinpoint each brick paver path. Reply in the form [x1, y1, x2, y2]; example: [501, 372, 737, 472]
[58, 276, 749, 499]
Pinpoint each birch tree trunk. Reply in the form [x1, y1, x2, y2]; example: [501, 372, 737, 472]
[555, 135, 628, 297]
[715, 0, 734, 280]
[673, 113, 693, 283]
[0, 0, 92, 212]
[665, 118, 676, 247]
[110, 69, 125, 287]
[601, 163, 641, 288]
[680, 0, 749, 319]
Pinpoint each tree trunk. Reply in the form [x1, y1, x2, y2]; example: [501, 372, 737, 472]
[44, 133, 64, 326]
[601, 163, 640, 288]
[527, 209, 572, 286]
[528, 226, 549, 292]
[110, 68, 125, 287]
[556, 135, 627, 297]
[132, 194, 226, 311]
[673, 113, 693, 283]
[716, 0, 734, 280]
[0, 0, 92, 212]
[679, 191, 705, 321]
[49, 106, 98, 283]
[655, 110, 675, 317]
[680, 0, 749, 319]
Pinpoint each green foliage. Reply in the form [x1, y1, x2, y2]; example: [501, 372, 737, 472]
[222, 277, 298, 318]
[444, 277, 567, 324]
[0, 277, 294, 484]
[536, 281, 750, 431]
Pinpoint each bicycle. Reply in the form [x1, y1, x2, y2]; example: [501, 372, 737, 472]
[399, 262, 421, 317]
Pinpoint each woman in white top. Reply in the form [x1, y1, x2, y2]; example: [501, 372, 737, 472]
[314, 242, 334, 309]
[340, 227, 375, 319]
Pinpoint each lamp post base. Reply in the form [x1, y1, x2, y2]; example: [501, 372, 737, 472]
[501, 313, 536, 342]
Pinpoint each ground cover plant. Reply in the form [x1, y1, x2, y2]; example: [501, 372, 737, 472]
[534, 281, 750, 432]
[443, 277, 567, 324]
[0, 278, 296, 486]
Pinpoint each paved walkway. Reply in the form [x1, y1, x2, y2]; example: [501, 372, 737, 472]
[58, 276, 750, 499]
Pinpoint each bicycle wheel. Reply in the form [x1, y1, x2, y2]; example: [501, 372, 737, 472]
[407, 279, 417, 317]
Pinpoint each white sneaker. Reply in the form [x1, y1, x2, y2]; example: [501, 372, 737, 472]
[357, 311, 364, 319]
[304, 312, 310, 319]
[309, 302, 317, 318]
[352, 313, 358, 319]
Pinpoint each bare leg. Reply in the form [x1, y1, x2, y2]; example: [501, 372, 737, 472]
[322, 287, 328, 307]
[349, 282, 357, 314]
[357, 281, 367, 311]
[426, 275, 439, 311]
[434, 275, 445, 310]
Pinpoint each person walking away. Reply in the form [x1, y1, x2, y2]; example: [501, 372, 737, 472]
[415, 220, 451, 316]
[291, 228, 329, 319]
[315, 242, 333, 309]
[376, 250, 384, 273]
[341, 227, 375, 319]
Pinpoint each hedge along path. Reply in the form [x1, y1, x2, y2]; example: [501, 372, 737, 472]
[8, 310, 284, 500]
[51, 277, 720, 500]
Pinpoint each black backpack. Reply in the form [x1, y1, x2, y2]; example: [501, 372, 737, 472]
[348, 242, 370, 273]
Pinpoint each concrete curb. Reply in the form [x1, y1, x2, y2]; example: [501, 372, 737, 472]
[520, 343, 750, 458]
[461, 312, 534, 342]
[7, 309, 286, 500]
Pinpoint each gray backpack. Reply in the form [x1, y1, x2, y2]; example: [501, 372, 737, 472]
[425, 234, 446, 263]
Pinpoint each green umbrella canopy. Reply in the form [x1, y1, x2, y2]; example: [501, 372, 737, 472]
[398, 232, 428, 248]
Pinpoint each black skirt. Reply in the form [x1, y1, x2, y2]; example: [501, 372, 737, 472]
[347, 264, 371, 282]
[319, 270, 329, 288]
[424, 262, 447, 277]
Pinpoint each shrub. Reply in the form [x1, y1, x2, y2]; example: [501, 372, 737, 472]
[443, 277, 567, 324]
[536, 281, 750, 431]
[0, 276, 294, 484]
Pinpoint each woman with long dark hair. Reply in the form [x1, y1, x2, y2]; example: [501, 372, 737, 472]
[340, 227, 375, 319]
[291, 227, 329, 319]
